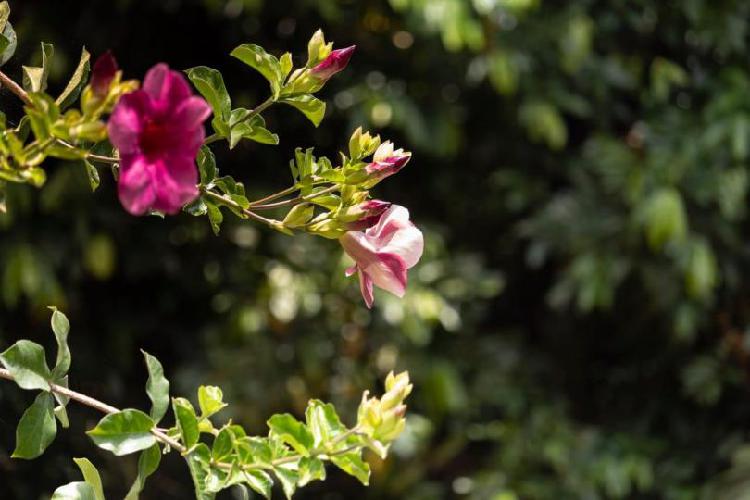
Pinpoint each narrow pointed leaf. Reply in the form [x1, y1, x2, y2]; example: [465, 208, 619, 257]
[142, 350, 170, 424]
[72, 458, 105, 500]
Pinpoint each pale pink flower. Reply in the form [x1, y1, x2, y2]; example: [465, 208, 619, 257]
[365, 141, 411, 185]
[310, 45, 356, 82]
[107, 63, 211, 215]
[340, 205, 424, 308]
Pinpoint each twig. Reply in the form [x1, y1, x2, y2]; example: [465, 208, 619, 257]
[0, 368, 185, 453]
[0, 70, 31, 106]
[251, 185, 339, 210]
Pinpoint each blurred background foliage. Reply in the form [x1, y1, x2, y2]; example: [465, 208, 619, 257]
[3, 0, 750, 498]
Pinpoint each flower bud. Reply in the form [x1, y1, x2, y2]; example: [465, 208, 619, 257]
[310, 45, 356, 83]
[307, 29, 333, 68]
[339, 199, 391, 230]
[91, 51, 118, 97]
[363, 142, 411, 187]
[349, 127, 381, 160]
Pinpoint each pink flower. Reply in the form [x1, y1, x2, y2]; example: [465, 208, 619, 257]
[108, 64, 211, 215]
[365, 141, 411, 185]
[91, 51, 118, 97]
[310, 45, 356, 82]
[340, 205, 424, 308]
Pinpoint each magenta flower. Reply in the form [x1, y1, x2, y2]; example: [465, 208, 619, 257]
[91, 51, 118, 97]
[108, 63, 211, 215]
[340, 205, 424, 308]
[365, 141, 411, 185]
[310, 45, 356, 82]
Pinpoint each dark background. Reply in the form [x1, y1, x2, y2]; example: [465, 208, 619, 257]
[2, 0, 750, 498]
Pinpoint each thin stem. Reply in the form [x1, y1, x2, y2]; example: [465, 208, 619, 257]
[0, 367, 186, 453]
[247, 185, 299, 207]
[202, 190, 278, 227]
[0, 69, 32, 106]
[251, 185, 340, 210]
[87, 153, 119, 164]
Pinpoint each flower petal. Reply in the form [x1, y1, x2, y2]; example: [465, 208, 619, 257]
[367, 205, 411, 241]
[143, 63, 192, 115]
[379, 222, 424, 269]
[174, 96, 212, 131]
[118, 155, 156, 215]
[340, 231, 379, 266]
[364, 252, 408, 298]
[358, 271, 375, 308]
[151, 154, 200, 214]
[107, 91, 150, 156]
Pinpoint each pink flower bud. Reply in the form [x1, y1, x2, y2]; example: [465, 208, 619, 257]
[310, 45, 356, 82]
[345, 199, 392, 231]
[91, 51, 118, 97]
[365, 142, 411, 185]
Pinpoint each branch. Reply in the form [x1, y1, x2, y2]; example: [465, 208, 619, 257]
[0, 69, 32, 106]
[0, 367, 185, 453]
[202, 190, 279, 227]
[251, 184, 340, 210]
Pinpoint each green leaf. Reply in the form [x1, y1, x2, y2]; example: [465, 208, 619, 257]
[281, 95, 326, 127]
[173, 397, 200, 449]
[0, 2, 10, 33]
[49, 307, 71, 380]
[0, 340, 52, 391]
[197, 146, 217, 185]
[186, 66, 231, 126]
[0, 20, 17, 67]
[142, 350, 170, 424]
[279, 52, 293, 80]
[273, 466, 300, 499]
[184, 197, 208, 216]
[51, 482, 96, 500]
[55, 404, 70, 429]
[298, 456, 326, 486]
[331, 451, 370, 485]
[83, 160, 100, 191]
[87, 409, 156, 456]
[237, 436, 273, 466]
[13, 392, 56, 459]
[124, 444, 162, 500]
[305, 400, 347, 449]
[211, 426, 234, 461]
[205, 200, 223, 235]
[267, 414, 314, 456]
[227, 111, 279, 148]
[231, 44, 283, 98]
[198, 385, 227, 419]
[56, 47, 91, 110]
[282, 204, 314, 229]
[73, 458, 105, 500]
[186, 443, 216, 500]
[244, 470, 272, 498]
[22, 42, 54, 93]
